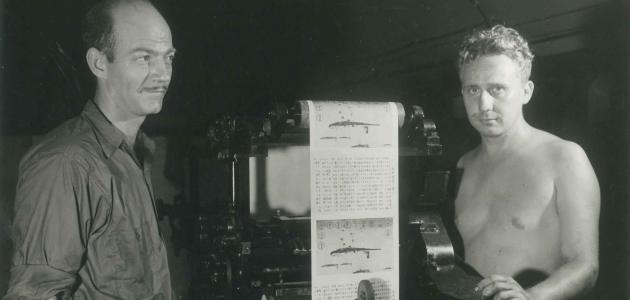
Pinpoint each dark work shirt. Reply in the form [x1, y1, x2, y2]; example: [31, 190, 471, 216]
[4, 101, 173, 299]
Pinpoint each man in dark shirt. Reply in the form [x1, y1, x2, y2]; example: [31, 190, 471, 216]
[4, 0, 177, 298]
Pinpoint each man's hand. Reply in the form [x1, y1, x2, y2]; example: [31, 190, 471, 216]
[476, 275, 534, 300]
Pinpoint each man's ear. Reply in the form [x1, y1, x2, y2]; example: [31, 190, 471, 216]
[522, 80, 534, 104]
[86, 48, 108, 79]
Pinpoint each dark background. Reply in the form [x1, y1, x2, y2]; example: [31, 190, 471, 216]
[1, 0, 628, 298]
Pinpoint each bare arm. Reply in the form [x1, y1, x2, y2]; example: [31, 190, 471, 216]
[527, 142, 600, 299]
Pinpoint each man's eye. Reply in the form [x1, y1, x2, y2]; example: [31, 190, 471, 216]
[137, 55, 151, 62]
[464, 87, 480, 95]
[490, 86, 506, 96]
[166, 54, 175, 64]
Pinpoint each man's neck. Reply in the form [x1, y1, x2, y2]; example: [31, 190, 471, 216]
[120, 123, 141, 148]
[479, 119, 532, 159]
[93, 92, 145, 148]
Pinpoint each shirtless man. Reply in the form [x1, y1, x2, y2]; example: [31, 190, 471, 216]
[454, 25, 600, 300]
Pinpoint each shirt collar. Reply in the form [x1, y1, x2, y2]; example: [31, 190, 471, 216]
[82, 100, 154, 159]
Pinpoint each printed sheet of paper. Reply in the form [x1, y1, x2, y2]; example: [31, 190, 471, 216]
[308, 101, 399, 300]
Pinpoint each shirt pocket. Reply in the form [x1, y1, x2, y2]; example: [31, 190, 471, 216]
[110, 220, 154, 296]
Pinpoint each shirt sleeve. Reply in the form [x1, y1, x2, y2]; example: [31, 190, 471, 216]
[4, 151, 93, 299]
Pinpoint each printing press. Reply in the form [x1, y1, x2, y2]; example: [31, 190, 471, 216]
[159, 101, 483, 299]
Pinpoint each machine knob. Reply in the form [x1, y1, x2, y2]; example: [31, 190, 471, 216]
[356, 280, 375, 300]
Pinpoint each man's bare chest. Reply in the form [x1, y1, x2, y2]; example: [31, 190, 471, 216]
[454, 160, 557, 234]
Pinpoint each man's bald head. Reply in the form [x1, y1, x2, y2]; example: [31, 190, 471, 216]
[82, 0, 167, 62]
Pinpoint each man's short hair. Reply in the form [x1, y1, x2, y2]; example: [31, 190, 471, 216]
[81, 0, 150, 61]
[458, 25, 535, 81]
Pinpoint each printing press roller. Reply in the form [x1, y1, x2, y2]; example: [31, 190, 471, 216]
[269, 100, 443, 157]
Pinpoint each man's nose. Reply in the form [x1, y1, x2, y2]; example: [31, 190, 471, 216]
[478, 90, 493, 112]
[150, 59, 172, 83]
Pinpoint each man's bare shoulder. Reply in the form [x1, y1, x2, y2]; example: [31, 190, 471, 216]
[456, 147, 480, 169]
[533, 130, 590, 169]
